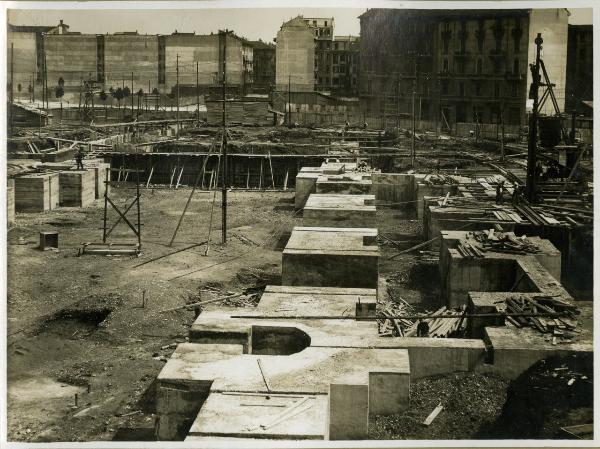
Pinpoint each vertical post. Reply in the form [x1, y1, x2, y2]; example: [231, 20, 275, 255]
[526, 33, 543, 203]
[176, 54, 180, 140]
[500, 101, 505, 162]
[196, 61, 200, 126]
[10, 43, 14, 136]
[411, 57, 417, 167]
[131, 71, 134, 113]
[136, 156, 141, 250]
[221, 30, 228, 244]
[288, 75, 291, 126]
[103, 168, 109, 243]
[395, 73, 400, 133]
[43, 44, 48, 111]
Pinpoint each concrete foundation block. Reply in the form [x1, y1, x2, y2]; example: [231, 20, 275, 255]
[14, 173, 60, 212]
[7, 179, 15, 224]
[295, 170, 321, 210]
[58, 169, 96, 207]
[369, 371, 410, 416]
[328, 382, 369, 440]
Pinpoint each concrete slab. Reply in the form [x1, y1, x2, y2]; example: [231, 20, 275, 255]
[189, 392, 328, 440]
[440, 230, 563, 308]
[483, 326, 593, 379]
[316, 173, 373, 195]
[295, 170, 321, 210]
[303, 194, 376, 228]
[282, 227, 379, 288]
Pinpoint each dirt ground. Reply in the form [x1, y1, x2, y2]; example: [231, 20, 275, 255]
[6, 186, 426, 442]
[6, 187, 301, 442]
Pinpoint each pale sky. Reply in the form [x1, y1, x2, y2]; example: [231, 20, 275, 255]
[7, 7, 593, 43]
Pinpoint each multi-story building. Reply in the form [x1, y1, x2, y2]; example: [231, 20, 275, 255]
[275, 16, 360, 96]
[316, 35, 360, 96]
[7, 22, 254, 102]
[359, 8, 569, 128]
[249, 40, 276, 91]
[565, 24, 593, 113]
[7, 20, 70, 100]
[275, 16, 315, 92]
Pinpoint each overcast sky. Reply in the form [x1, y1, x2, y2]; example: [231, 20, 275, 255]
[8, 7, 592, 42]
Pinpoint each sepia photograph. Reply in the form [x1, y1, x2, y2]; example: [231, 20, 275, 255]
[2, 0, 596, 446]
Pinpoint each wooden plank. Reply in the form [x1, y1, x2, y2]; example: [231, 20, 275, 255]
[423, 403, 444, 426]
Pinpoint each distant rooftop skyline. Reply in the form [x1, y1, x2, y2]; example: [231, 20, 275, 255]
[8, 7, 592, 43]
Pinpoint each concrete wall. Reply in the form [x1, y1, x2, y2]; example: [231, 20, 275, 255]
[527, 9, 569, 115]
[164, 34, 245, 91]
[45, 34, 98, 98]
[7, 31, 37, 101]
[104, 35, 159, 91]
[276, 18, 315, 91]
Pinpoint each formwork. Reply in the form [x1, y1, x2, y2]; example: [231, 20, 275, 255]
[14, 173, 59, 212]
[58, 169, 96, 207]
[303, 194, 376, 228]
[282, 227, 379, 288]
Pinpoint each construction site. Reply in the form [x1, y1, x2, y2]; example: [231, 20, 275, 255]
[5, 7, 594, 444]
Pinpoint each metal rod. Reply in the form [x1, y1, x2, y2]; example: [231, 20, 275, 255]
[229, 312, 574, 320]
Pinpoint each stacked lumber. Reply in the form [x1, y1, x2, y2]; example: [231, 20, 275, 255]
[471, 229, 539, 255]
[457, 241, 485, 258]
[491, 209, 524, 223]
[505, 295, 579, 343]
[403, 306, 465, 338]
[14, 173, 59, 212]
[7, 179, 15, 224]
[378, 297, 415, 337]
[423, 173, 458, 185]
[58, 169, 96, 207]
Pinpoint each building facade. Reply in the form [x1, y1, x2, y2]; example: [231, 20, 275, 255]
[275, 17, 315, 92]
[7, 22, 254, 102]
[565, 24, 593, 113]
[249, 40, 276, 91]
[359, 8, 569, 128]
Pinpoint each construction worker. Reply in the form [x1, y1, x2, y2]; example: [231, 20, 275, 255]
[363, 121, 368, 130]
[495, 180, 505, 205]
[74, 148, 84, 170]
[512, 184, 523, 205]
[416, 319, 429, 337]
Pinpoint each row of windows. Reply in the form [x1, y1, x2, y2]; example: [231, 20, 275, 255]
[442, 57, 522, 75]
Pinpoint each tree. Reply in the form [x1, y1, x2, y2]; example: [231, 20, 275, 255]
[152, 87, 160, 111]
[27, 83, 32, 103]
[113, 87, 124, 118]
[99, 90, 108, 120]
[17, 83, 22, 101]
[55, 78, 65, 123]
[136, 88, 144, 118]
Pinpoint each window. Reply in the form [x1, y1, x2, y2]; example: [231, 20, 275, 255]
[494, 82, 500, 98]
[325, 20, 328, 26]
[459, 82, 465, 97]
[511, 82, 519, 97]
[333, 54, 338, 64]
[476, 58, 483, 74]
[441, 80, 449, 95]
[443, 58, 449, 72]
[335, 42, 339, 50]
[513, 58, 519, 75]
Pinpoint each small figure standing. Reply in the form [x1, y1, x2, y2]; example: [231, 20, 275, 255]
[495, 180, 505, 205]
[75, 148, 84, 170]
[363, 121, 368, 130]
[512, 184, 522, 205]
[416, 319, 430, 337]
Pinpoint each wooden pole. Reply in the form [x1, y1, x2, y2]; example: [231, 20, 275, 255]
[221, 30, 228, 244]
[176, 54, 180, 140]
[196, 61, 200, 126]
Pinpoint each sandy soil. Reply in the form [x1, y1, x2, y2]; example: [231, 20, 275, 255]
[7, 187, 300, 442]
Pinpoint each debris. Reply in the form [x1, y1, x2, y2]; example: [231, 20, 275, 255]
[422, 403, 444, 426]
